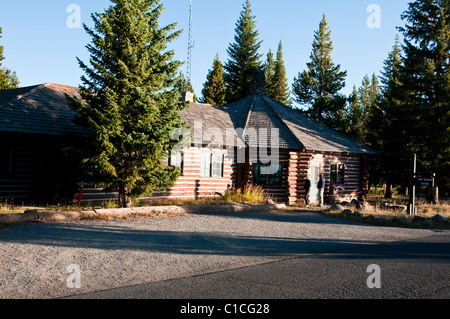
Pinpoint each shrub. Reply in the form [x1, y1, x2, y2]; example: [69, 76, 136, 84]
[223, 185, 269, 205]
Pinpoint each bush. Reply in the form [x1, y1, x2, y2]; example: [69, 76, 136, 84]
[222, 185, 269, 205]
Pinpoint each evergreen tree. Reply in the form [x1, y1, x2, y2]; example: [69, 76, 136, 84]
[272, 41, 292, 106]
[397, 0, 450, 195]
[175, 70, 194, 94]
[175, 70, 196, 102]
[0, 27, 19, 90]
[67, 0, 187, 207]
[292, 14, 347, 129]
[264, 50, 276, 98]
[200, 53, 225, 106]
[224, 0, 262, 103]
[345, 85, 364, 141]
[345, 74, 381, 144]
[365, 74, 382, 146]
[358, 75, 375, 142]
[363, 73, 384, 188]
[378, 36, 407, 197]
[358, 75, 372, 125]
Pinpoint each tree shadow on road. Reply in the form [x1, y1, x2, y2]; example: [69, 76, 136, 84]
[1, 217, 449, 261]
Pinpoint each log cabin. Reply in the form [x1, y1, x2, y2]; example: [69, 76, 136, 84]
[0, 83, 89, 203]
[0, 78, 377, 205]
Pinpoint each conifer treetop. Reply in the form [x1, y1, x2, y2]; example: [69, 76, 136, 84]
[224, 0, 263, 103]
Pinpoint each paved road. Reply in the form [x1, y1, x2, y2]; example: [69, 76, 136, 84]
[68, 231, 450, 300]
[1, 209, 449, 302]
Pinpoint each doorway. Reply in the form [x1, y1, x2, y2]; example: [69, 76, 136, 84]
[309, 164, 320, 203]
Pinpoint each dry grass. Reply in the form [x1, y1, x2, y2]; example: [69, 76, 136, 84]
[323, 195, 449, 228]
[222, 185, 270, 205]
[137, 197, 227, 207]
[81, 210, 188, 222]
[0, 200, 118, 215]
[0, 186, 272, 217]
[366, 195, 450, 218]
[0, 202, 38, 215]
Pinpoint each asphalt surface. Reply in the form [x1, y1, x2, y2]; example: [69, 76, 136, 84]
[67, 231, 450, 300]
[1, 209, 449, 303]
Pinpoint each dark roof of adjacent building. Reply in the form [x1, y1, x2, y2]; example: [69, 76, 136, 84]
[0, 83, 89, 137]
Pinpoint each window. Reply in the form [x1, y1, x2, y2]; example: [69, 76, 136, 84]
[331, 164, 345, 185]
[0, 145, 13, 175]
[212, 154, 224, 178]
[201, 152, 224, 178]
[170, 152, 184, 175]
[252, 163, 283, 187]
[201, 153, 211, 177]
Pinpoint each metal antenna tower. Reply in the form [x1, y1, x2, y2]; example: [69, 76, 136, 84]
[186, 0, 194, 86]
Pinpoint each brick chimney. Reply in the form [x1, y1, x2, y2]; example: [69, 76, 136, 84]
[249, 69, 268, 96]
[179, 91, 195, 103]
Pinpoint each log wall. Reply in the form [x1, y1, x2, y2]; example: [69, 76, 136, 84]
[74, 148, 367, 205]
[76, 147, 236, 204]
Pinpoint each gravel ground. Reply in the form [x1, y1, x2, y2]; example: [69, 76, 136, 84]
[0, 210, 437, 299]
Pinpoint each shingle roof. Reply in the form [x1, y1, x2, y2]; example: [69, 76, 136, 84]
[181, 102, 236, 147]
[225, 94, 378, 154]
[0, 82, 377, 154]
[227, 95, 304, 149]
[181, 94, 377, 154]
[0, 83, 90, 137]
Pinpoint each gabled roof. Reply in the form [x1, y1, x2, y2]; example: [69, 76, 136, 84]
[181, 94, 377, 154]
[225, 94, 378, 155]
[0, 83, 90, 137]
[227, 95, 304, 149]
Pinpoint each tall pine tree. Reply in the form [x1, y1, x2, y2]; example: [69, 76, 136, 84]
[200, 53, 225, 106]
[264, 50, 276, 98]
[175, 70, 195, 96]
[67, 0, 187, 207]
[346, 85, 364, 141]
[272, 41, 292, 106]
[378, 36, 407, 197]
[397, 0, 450, 195]
[292, 14, 347, 129]
[357, 74, 381, 143]
[224, 0, 262, 103]
[345, 74, 381, 144]
[0, 27, 19, 90]
[364, 74, 382, 148]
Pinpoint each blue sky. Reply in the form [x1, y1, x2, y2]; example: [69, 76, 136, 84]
[0, 0, 410, 100]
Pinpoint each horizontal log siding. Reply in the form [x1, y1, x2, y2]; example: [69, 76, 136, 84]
[145, 147, 235, 201]
[288, 151, 312, 205]
[74, 149, 367, 205]
[247, 149, 291, 203]
[309, 152, 364, 203]
[0, 144, 34, 201]
[76, 147, 236, 204]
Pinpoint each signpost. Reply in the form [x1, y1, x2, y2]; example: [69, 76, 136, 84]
[409, 154, 417, 215]
[416, 178, 434, 186]
[408, 154, 436, 215]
